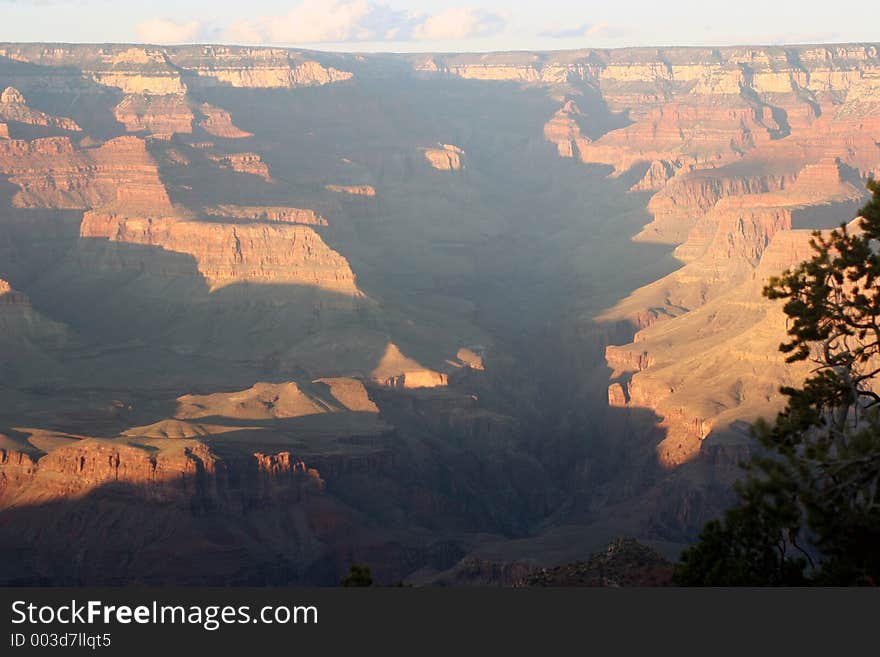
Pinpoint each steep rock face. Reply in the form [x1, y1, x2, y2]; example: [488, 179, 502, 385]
[0, 86, 81, 131]
[167, 47, 353, 88]
[0, 41, 878, 582]
[605, 228, 824, 466]
[0, 45, 353, 100]
[574, 99, 781, 173]
[543, 99, 592, 159]
[630, 160, 679, 192]
[0, 135, 172, 210]
[411, 52, 599, 85]
[370, 343, 448, 389]
[0, 278, 68, 350]
[0, 436, 332, 513]
[638, 162, 798, 245]
[0, 448, 38, 505]
[79, 212, 360, 293]
[0, 437, 341, 584]
[0, 46, 183, 95]
[603, 160, 865, 329]
[88, 48, 187, 95]
[198, 103, 253, 138]
[113, 94, 194, 139]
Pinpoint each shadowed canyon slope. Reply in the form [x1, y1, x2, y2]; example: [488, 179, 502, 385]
[0, 43, 878, 584]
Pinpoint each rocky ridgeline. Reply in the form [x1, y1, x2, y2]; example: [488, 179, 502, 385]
[79, 212, 360, 293]
[0, 86, 81, 132]
[0, 42, 877, 583]
[0, 134, 172, 210]
[515, 538, 674, 587]
[0, 45, 352, 93]
[529, 45, 880, 467]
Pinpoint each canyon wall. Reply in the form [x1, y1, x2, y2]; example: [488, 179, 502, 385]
[0, 42, 878, 583]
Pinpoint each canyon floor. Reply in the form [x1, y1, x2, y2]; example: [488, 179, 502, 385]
[0, 43, 878, 584]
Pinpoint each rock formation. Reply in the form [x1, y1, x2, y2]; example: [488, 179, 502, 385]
[423, 144, 465, 171]
[0, 135, 172, 210]
[203, 205, 327, 225]
[0, 42, 878, 584]
[371, 343, 448, 389]
[79, 212, 360, 293]
[113, 94, 194, 139]
[198, 103, 253, 138]
[325, 184, 377, 197]
[0, 86, 81, 132]
[605, 227, 829, 466]
[207, 152, 272, 181]
[543, 99, 592, 159]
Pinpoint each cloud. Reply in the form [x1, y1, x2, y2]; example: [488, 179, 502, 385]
[542, 22, 628, 40]
[136, 18, 215, 44]
[137, 2, 508, 46]
[411, 7, 509, 41]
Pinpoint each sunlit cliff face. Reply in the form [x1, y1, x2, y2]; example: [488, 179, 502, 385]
[0, 42, 878, 584]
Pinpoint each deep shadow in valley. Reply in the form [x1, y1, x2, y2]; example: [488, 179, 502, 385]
[0, 65, 716, 582]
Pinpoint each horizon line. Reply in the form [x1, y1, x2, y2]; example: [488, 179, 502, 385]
[1, 40, 878, 57]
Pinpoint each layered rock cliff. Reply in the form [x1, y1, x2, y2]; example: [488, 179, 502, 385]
[79, 212, 360, 293]
[1, 42, 879, 583]
[0, 86, 80, 132]
[0, 134, 172, 210]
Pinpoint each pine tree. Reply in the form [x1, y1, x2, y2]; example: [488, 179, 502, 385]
[341, 564, 373, 587]
[675, 180, 880, 586]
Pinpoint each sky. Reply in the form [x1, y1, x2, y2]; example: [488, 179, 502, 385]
[0, 0, 876, 52]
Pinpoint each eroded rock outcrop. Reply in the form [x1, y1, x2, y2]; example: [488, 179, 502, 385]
[0, 86, 81, 132]
[543, 99, 592, 160]
[371, 343, 448, 389]
[325, 184, 376, 197]
[198, 103, 253, 138]
[167, 47, 353, 88]
[203, 205, 327, 225]
[207, 152, 272, 181]
[113, 94, 194, 139]
[0, 135, 173, 210]
[79, 212, 360, 293]
[605, 227, 831, 467]
[423, 144, 465, 171]
[0, 278, 68, 348]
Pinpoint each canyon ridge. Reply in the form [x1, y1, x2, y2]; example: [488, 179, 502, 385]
[0, 43, 878, 584]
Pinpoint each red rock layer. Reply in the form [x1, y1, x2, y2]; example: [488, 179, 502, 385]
[325, 184, 377, 197]
[203, 205, 328, 225]
[423, 144, 465, 171]
[605, 227, 837, 467]
[0, 87, 81, 132]
[113, 94, 194, 139]
[208, 152, 272, 181]
[79, 212, 360, 293]
[543, 99, 592, 159]
[0, 135, 173, 211]
[198, 103, 253, 138]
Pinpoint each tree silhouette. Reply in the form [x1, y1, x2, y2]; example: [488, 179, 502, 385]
[675, 180, 880, 586]
[341, 564, 373, 587]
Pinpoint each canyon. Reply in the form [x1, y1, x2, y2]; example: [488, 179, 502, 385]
[0, 43, 878, 584]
